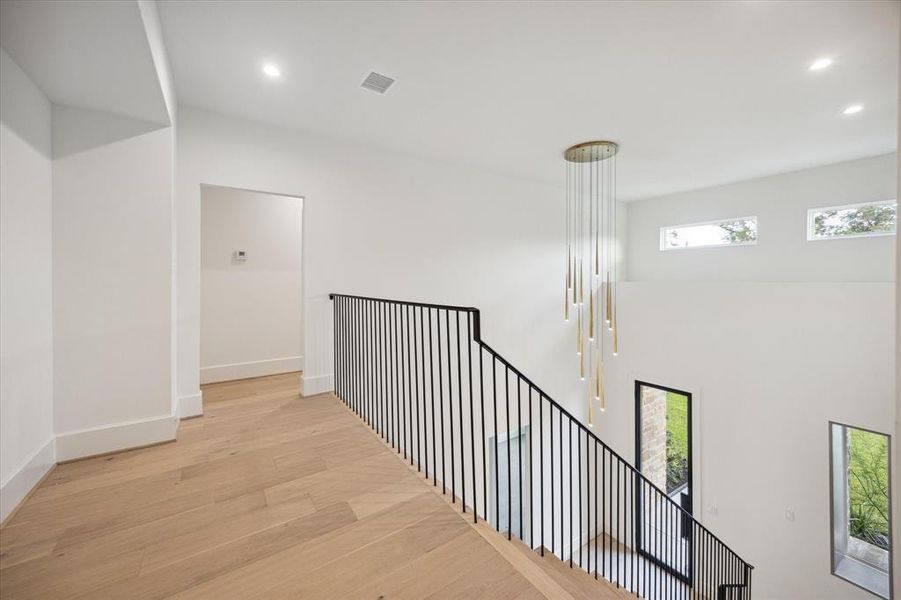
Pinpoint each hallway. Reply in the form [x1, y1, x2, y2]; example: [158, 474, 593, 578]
[0, 374, 629, 599]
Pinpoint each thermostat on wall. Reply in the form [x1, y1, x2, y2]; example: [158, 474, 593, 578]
[233, 250, 247, 261]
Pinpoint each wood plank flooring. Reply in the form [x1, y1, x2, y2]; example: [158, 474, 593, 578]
[0, 373, 629, 599]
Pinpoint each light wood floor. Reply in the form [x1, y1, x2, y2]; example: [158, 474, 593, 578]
[0, 373, 632, 599]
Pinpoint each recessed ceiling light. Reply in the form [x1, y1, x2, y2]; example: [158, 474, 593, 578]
[809, 57, 833, 71]
[262, 63, 281, 78]
[842, 104, 863, 115]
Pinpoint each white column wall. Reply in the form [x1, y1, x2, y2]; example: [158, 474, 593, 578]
[52, 106, 175, 459]
[0, 48, 55, 521]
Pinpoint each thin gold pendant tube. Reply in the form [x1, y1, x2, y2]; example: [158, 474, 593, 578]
[576, 308, 582, 353]
[579, 341, 585, 379]
[588, 288, 595, 341]
[598, 360, 606, 411]
[605, 274, 612, 325]
[612, 305, 619, 355]
[587, 379, 594, 426]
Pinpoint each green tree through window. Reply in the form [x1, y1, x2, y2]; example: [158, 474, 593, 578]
[812, 201, 896, 239]
[666, 392, 689, 493]
[849, 428, 890, 550]
[718, 219, 757, 244]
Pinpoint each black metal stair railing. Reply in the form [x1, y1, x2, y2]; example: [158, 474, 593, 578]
[329, 293, 753, 600]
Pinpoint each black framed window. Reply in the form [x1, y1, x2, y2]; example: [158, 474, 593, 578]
[829, 421, 893, 599]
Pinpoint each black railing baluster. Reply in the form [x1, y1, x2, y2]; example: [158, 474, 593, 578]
[400, 306, 413, 462]
[387, 303, 394, 447]
[342, 296, 348, 401]
[438, 309, 446, 494]
[578, 424, 582, 570]
[550, 405, 555, 557]
[374, 301, 380, 433]
[389, 302, 395, 449]
[404, 305, 411, 462]
[517, 377, 522, 541]
[375, 300, 381, 435]
[400, 303, 406, 455]
[586, 430, 591, 576]
[394, 303, 399, 449]
[429, 307, 436, 486]
[340, 296, 346, 400]
[400, 304, 407, 459]
[594, 441, 598, 579]
[351, 297, 356, 407]
[619, 460, 623, 588]
[568, 417, 572, 568]
[540, 393, 544, 556]
[456, 312, 464, 511]
[655, 489, 660, 599]
[492, 357, 499, 531]
[366, 300, 372, 422]
[378, 301, 385, 439]
[398, 303, 404, 456]
[528, 386, 533, 549]
[631, 469, 636, 594]
[349, 298, 355, 409]
[505, 366, 511, 540]
[337, 296, 342, 401]
[416, 306, 423, 472]
[389, 301, 394, 446]
[384, 301, 390, 441]
[559, 409, 563, 560]
[393, 303, 399, 450]
[352, 298, 357, 410]
[332, 295, 338, 399]
[480, 345, 486, 522]
[600, 436, 605, 578]
[669, 499, 674, 598]
[445, 310, 453, 501]
[365, 300, 371, 426]
[467, 313, 475, 521]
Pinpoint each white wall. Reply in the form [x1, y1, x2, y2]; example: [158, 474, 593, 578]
[52, 105, 175, 459]
[626, 153, 897, 283]
[598, 282, 893, 599]
[0, 48, 55, 521]
[894, 45, 900, 600]
[604, 154, 898, 598]
[175, 106, 583, 418]
[200, 186, 303, 383]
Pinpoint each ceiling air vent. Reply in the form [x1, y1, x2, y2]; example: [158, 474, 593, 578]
[361, 71, 395, 94]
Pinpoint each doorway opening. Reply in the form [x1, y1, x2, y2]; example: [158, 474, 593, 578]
[634, 380, 693, 582]
[199, 184, 304, 388]
[489, 427, 531, 542]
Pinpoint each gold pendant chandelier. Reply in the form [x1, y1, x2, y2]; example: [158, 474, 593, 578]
[563, 141, 618, 427]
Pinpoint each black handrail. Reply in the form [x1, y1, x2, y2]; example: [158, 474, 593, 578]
[329, 293, 754, 599]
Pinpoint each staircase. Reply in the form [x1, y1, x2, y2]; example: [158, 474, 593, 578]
[330, 293, 753, 599]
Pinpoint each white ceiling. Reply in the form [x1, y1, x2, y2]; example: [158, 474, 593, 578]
[0, 0, 171, 126]
[158, 1, 896, 199]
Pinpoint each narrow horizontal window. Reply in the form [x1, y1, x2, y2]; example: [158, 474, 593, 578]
[808, 200, 897, 241]
[659, 217, 757, 251]
[830, 422, 892, 599]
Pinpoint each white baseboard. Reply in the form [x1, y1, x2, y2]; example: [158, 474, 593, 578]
[0, 437, 56, 523]
[178, 391, 203, 419]
[55, 414, 178, 462]
[300, 372, 333, 397]
[200, 356, 303, 384]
